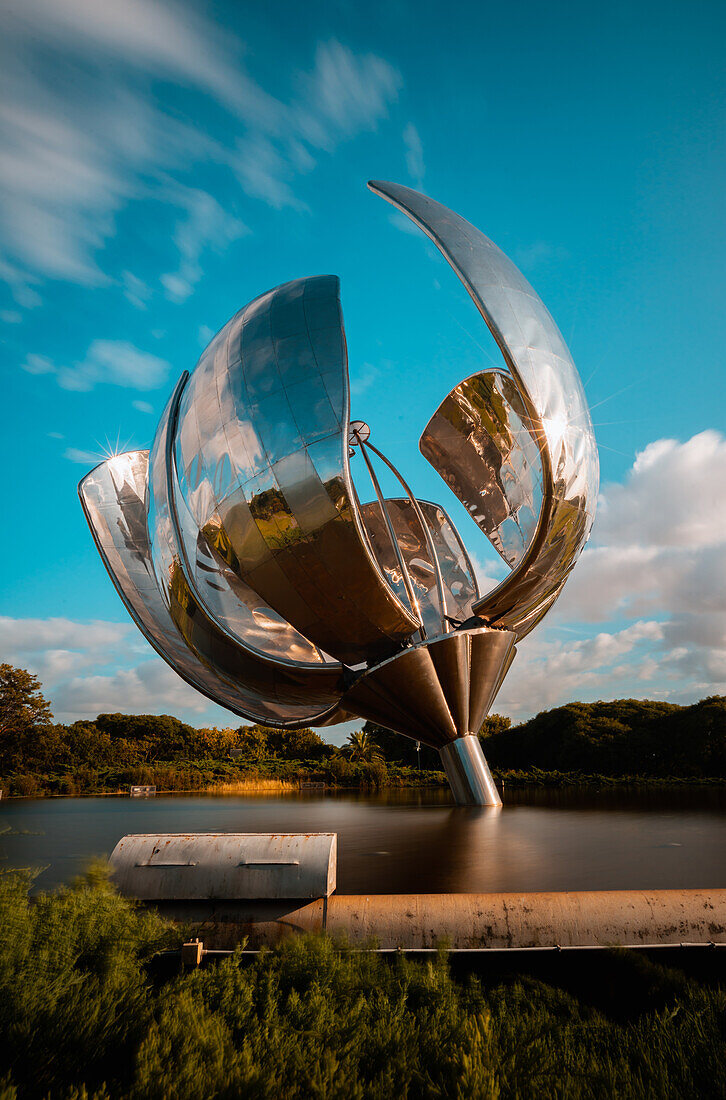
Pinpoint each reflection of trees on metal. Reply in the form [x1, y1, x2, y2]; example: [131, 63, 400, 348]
[79, 182, 598, 806]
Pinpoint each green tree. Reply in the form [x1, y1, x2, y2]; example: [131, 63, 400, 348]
[0, 664, 53, 736]
[346, 729, 382, 763]
[0, 665, 53, 771]
[267, 726, 329, 761]
[362, 721, 440, 769]
[479, 713, 511, 739]
[93, 713, 201, 763]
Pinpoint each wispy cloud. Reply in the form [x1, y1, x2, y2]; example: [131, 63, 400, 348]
[403, 122, 425, 188]
[0, 1, 402, 299]
[294, 40, 402, 145]
[121, 271, 152, 310]
[350, 361, 381, 396]
[132, 399, 154, 414]
[28, 339, 170, 392]
[161, 186, 249, 302]
[22, 352, 54, 375]
[514, 241, 569, 271]
[64, 447, 103, 465]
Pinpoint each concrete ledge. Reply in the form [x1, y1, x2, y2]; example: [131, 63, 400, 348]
[151, 889, 726, 951]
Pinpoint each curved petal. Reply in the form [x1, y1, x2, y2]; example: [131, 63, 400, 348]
[174, 275, 419, 665]
[143, 380, 344, 725]
[369, 180, 599, 638]
[79, 452, 339, 724]
[420, 370, 542, 569]
[358, 497, 479, 635]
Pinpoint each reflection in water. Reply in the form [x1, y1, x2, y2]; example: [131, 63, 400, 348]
[1, 788, 724, 895]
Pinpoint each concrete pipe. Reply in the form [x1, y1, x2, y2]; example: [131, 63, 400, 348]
[150, 889, 726, 951]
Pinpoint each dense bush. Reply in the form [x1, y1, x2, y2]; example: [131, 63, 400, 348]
[1, 869, 724, 1098]
[480, 697, 726, 778]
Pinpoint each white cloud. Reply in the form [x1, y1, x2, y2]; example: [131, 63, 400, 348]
[494, 431, 726, 720]
[403, 122, 425, 187]
[594, 432, 726, 549]
[161, 187, 248, 302]
[295, 40, 402, 145]
[64, 447, 102, 464]
[1, 309, 22, 323]
[58, 339, 170, 391]
[52, 662, 211, 722]
[388, 211, 423, 237]
[513, 241, 568, 270]
[350, 362, 380, 396]
[22, 352, 55, 375]
[232, 134, 306, 211]
[132, 399, 154, 414]
[0, 3, 402, 295]
[0, 614, 223, 724]
[121, 270, 152, 310]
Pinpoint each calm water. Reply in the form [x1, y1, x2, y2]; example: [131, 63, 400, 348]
[1, 787, 724, 894]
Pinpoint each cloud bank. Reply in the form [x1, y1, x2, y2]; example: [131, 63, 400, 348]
[498, 430, 726, 720]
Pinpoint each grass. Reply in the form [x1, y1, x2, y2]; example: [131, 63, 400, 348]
[204, 777, 299, 794]
[0, 868, 724, 1098]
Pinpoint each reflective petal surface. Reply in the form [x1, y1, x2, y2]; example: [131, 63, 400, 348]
[174, 275, 418, 665]
[358, 498, 479, 635]
[420, 370, 542, 569]
[80, 449, 343, 727]
[369, 180, 599, 638]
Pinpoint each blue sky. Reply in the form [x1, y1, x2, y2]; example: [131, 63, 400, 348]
[1, 0, 725, 732]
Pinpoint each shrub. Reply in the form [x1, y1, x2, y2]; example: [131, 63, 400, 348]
[1, 871, 725, 1098]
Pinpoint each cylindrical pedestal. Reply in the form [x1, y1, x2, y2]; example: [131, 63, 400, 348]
[440, 735, 502, 806]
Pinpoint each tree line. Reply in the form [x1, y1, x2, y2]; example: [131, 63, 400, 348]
[1, 663, 724, 796]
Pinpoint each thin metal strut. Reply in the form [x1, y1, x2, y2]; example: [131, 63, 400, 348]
[353, 427, 426, 639]
[362, 437, 449, 635]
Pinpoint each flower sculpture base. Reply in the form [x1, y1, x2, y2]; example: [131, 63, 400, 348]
[335, 625, 516, 805]
[440, 737, 502, 807]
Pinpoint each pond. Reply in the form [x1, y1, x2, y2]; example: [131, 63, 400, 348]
[1, 786, 724, 894]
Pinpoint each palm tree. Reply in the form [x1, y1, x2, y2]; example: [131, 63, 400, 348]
[346, 729, 382, 763]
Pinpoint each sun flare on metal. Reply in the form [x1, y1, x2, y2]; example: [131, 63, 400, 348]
[79, 181, 598, 806]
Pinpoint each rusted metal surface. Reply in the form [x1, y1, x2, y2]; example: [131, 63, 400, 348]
[109, 833, 336, 900]
[150, 890, 726, 951]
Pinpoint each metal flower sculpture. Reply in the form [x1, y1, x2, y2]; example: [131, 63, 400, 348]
[80, 182, 598, 805]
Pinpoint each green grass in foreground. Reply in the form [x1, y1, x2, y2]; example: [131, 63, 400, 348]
[1, 870, 724, 1098]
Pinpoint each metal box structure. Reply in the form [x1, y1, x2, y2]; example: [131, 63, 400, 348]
[109, 833, 337, 900]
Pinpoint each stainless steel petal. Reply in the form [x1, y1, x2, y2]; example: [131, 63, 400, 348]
[144, 378, 344, 724]
[369, 180, 599, 639]
[420, 370, 542, 569]
[174, 275, 419, 665]
[358, 497, 479, 636]
[79, 451, 341, 725]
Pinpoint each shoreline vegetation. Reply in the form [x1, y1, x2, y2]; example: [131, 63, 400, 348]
[4, 770, 726, 801]
[1, 664, 724, 798]
[1, 867, 725, 1098]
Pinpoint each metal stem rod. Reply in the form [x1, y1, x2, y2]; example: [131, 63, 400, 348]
[354, 430, 425, 639]
[362, 438, 449, 635]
